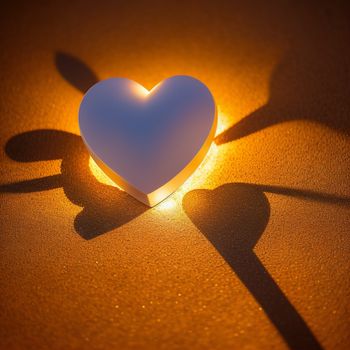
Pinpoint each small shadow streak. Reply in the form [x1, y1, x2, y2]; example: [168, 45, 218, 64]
[0, 175, 62, 193]
[183, 183, 325, 350]
[1, 130, 148, 239]
[242, 183, 350, 207]
[55, 51, 99, 93]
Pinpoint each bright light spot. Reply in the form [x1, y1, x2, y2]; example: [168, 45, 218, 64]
[132, 82, 162, 98]
[132, 83, 150, 97]
[156, 197, 177, 211]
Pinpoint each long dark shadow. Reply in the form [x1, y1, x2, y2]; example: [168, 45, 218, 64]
[183, 183, 323, 350]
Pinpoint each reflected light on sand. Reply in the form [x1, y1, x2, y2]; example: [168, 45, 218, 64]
[89, 109, 229, 211]
[89, 157, 121, 188]
[156, 196, 177, 210]
[215, 108, 230, 138]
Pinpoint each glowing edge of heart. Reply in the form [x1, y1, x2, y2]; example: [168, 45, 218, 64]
[89, 109, 228, 210]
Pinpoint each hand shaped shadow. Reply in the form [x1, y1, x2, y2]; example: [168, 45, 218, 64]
[1, 52, 148, 239]
[216, 32, 350, 144]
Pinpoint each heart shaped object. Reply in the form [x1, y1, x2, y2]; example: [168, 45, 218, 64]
[79, 75, 217, 206]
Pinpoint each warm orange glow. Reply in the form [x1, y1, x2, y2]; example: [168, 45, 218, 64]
[156, 196, 177, 211]
[215, 107, 230, 137]
[89, 157, 121, 189]
[89, 109, 229, 210]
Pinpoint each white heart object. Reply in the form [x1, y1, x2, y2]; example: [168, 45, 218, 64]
[79, 75, 217, 206]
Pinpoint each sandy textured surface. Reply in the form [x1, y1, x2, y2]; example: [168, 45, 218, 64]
[1, 1, 349, 349]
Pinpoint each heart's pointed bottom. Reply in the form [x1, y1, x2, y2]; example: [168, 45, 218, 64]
[87, 112, 217, 207]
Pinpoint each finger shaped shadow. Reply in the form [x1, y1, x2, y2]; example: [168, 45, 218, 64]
[55, 51, 99, 93]
[183, 183, 323, 350]
[2, 130, 148, 239]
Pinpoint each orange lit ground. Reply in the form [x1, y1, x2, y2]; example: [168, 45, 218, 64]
[0, 1, 349, 349]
